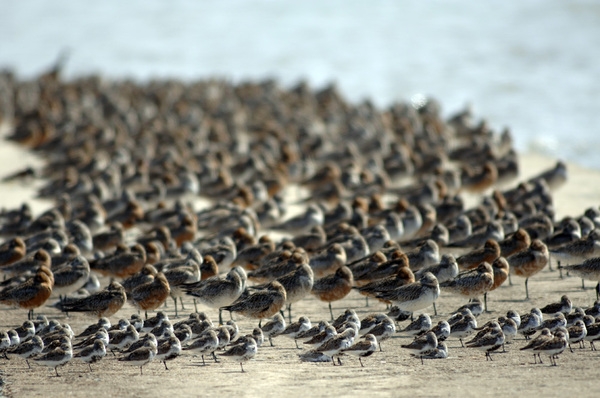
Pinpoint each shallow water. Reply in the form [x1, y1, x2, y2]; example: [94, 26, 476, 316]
[1, 0, 599, 168]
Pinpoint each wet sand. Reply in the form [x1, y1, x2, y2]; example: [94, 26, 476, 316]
[1, 138, 599, 397]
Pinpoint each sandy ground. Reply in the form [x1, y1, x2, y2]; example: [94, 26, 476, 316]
[0, 138, 599, 397]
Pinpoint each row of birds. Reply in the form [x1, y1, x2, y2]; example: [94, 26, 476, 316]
[1, 68, 600, 372]
[2, 293, 600, 377]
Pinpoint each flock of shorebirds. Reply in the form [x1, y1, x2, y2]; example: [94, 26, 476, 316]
[1, 64, 600, 377]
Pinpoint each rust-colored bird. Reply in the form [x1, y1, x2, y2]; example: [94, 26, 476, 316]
[129, 272, 171, 319]
[90, 243, 146, 278]
[311, 266, 354, 320]
[0, 266, 53, 319]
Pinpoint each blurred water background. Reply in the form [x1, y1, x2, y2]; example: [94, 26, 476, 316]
[1, 0, 599, 168]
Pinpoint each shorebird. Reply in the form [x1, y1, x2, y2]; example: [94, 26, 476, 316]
[73, 339, 106, 372]
[271, 204, 324, 234]
[59, 281, 126, 318]
[122, 264, 158, 294]
[440, 262, 494, 311]
[250, 262, 314, 322]
[51, 255, 91, 298]
[566, 320, 587, 351]
[163, 260, 201, 316]
[33, 340, 73, 377]
[296, 320, 330, 343]
[540, 295, 572, 316]
[315, 327, 357, 366]
[533, 330, 568, 366]
[518, 308, 544, 339]
[406, 240, 440, 271]
[221, 280, 286, 327]
[414, 254, 459, 284]
[341, 333, 378, 367]
[184, 266, 246, 322]
[465, 320, 504, 361]
[401, 331, 438, 364]
[89, 243, 146, 278]
[118, 340, 157, 375]
[183, 329, 219, 365]
[551, 231, 600, 265]
[557, 258, 600, 299]
[0, 249, 52, 278]
[0, 267, 53, 319]
[108, 325, 140, 354]
[418, 341, 448, 360]
[401, 313, 432, 337]
[354, 264, 415, 307]
[10, 335, 44, 368]
[507, 239, 549, 299]
[155, 336, 182, 370]
[449, 312, 478, 347]
[0, 237, 27, 266]
[520, 328, 553, 363]
[364, 315, 395, 351]
[309, 243, 346, 278]
[311, 266, 354, 320]
[260, 313, 286, 346]
[499, 228, 531, 258]
[456, 240, 500, 271]
[279, 316, 311, 348]
[376, 272, 440, 315]
[220, 336, 258, 372]
[528, 160, 567, 190]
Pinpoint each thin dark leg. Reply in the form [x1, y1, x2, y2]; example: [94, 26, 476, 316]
[460, 338, 464, 348]
[180, 297, 186, 310]
[295, 340, 299, 349]
[582, 279, 585, 290]
[329, 302, 334, 321]
[240, 362, 245, 372]
[140, 366, 143, 375]
[365, 297, 369, 307]
[26, 359, 30, 369]
[219, 309, 223, 325]
[288, 304, 292, 324]
[558, 261, 563, 279]
[89, 363, 92, 372]
[55, 366, 60, 377]
[525, 278, 529, 300]
[164, 360, 169, 370]
[359, 358, 364, 367]
[201, 355, 206, 366]
[212, 351, 218, 362]
[173, 297, 179, 318]
[269, 336, 273, 347]
[433, 302, 438, 316]
[420, 355, 423, 365]
[484, 293, 488, 312]
[193, 299, 198, 313]
[145, 311, 148, 320]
